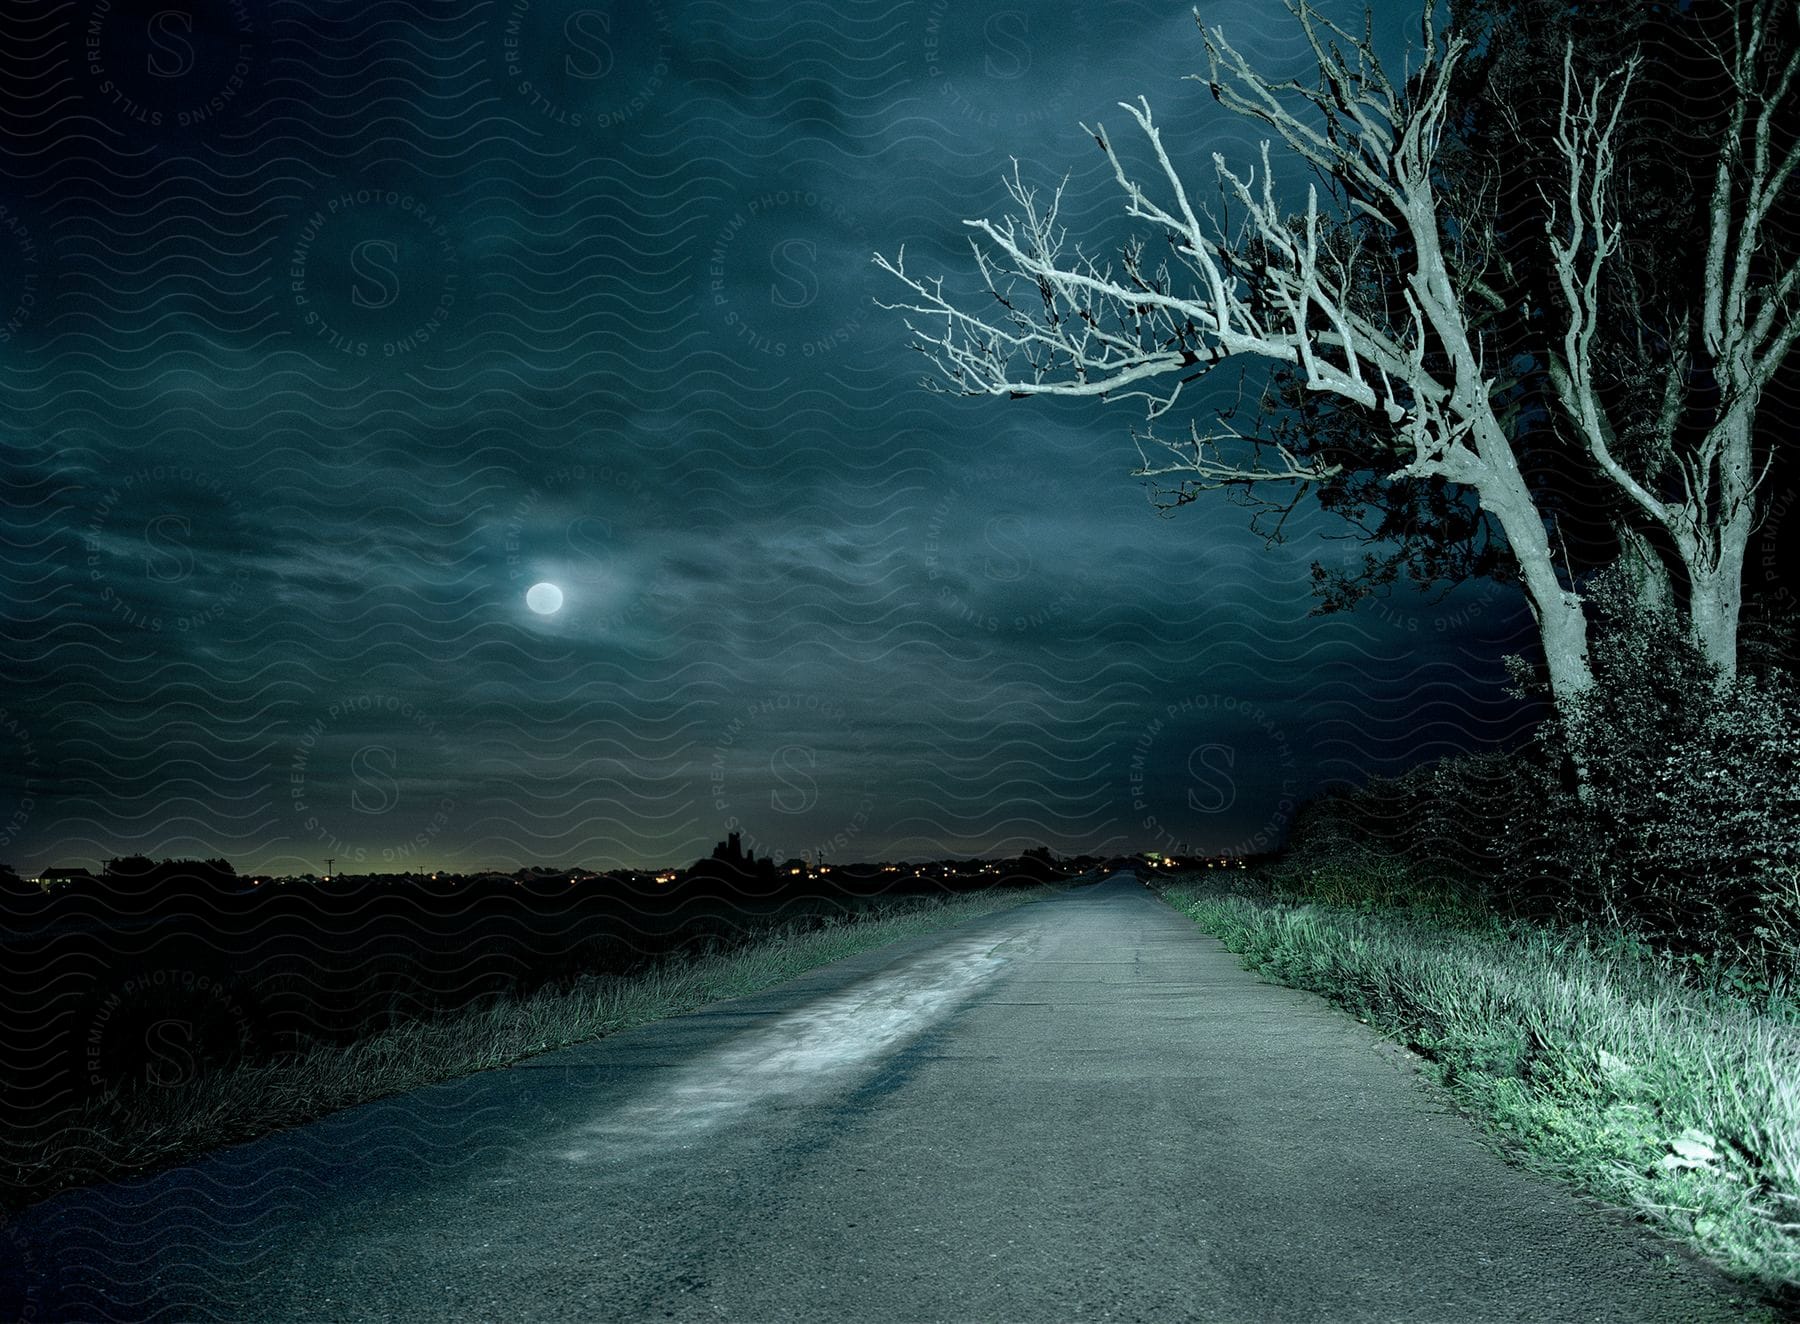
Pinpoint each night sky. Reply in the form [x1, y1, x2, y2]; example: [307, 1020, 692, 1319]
[0, 0, 1539, 876]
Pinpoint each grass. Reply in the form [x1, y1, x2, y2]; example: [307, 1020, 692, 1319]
[3, 881, 1071, 1213]
[1155, 870, 1800, 1312]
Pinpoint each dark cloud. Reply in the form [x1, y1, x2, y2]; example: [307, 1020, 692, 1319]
[0, 0, 1531, 873]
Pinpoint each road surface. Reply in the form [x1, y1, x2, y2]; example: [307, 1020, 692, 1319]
[0, 874, 1757, 1322]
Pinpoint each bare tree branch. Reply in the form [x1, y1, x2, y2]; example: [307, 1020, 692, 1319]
[876, 0, 1799, 709]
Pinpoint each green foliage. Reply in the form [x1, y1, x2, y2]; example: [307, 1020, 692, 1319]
[1262, 755, 1529, 922]
[1158, 879, 1800, 1305]
[1504, 579, 1800, 978]
[1281, 572, 1800, 985]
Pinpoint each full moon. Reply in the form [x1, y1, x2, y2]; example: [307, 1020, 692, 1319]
[525, 582, 563, 615]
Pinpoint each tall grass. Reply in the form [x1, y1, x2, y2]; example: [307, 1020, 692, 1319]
[3, 883, 1068, 1212]
[1158, 877, 1800, 1306]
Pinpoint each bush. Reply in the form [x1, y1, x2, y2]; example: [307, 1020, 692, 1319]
[1501, 577, 1800, 978]
[1271, 571, 1800, 982]
[1266, 753, 1529, 918]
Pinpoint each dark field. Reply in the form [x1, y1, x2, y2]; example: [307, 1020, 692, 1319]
[0, 861, 1069, 1211]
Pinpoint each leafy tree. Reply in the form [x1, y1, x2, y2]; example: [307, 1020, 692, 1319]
[101, 855, 239, 896]
[0, 863, 43, 911]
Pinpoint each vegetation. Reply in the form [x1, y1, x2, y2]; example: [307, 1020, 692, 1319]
[1155, 831, 1800, 1308]
[1189, 593, 1800, 1311]
[1271, 576, 1800, 991]
[0, 880, 1072, 1212]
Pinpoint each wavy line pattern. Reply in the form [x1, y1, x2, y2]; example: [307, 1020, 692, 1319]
[0, 0, 1604, 1313]
[0, 0, 1533, 887]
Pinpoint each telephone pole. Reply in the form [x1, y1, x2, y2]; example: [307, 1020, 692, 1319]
[324, 857, 334, 881]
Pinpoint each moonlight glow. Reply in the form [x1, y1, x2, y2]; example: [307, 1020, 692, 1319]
[526, 582, 564, 615]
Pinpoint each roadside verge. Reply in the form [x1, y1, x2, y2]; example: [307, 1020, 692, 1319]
[1155, 876, 1800, 1314]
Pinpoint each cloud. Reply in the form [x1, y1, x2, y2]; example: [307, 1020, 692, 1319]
[0, 0, 1521, 873]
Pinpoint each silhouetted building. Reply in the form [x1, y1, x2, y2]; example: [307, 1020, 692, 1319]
[693, 829, 778, 894]
[710, 830, 765, 871]
[34, 866, 93, 886]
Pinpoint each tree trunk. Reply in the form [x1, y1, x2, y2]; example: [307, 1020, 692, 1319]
[1518, 555, 1598, 712]
[1689, 562, 1743, 682]
[1459, 413, 1599, 800]
[1452, 398, 1598, 718]
[1471, 478, 1596, 710]
[1614, 526, 1675, 619]
[1685, 403, 1755, 684]
[1513, 543, 1598, 804]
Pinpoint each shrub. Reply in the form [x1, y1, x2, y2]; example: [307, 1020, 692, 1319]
[1272, 570, 1800, 981]
[1501, 576, 1800, 978]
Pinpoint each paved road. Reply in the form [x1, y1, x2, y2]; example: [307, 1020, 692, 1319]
[0, 874, 1758, 1322]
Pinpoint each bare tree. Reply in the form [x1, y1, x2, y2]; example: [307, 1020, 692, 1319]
[875, 0, 1799, 717]
[1540, 3, 1800, 682]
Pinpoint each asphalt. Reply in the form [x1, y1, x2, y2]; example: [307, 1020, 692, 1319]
[0, 873, 1761, 1323]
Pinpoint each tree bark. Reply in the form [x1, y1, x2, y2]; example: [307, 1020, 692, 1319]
[1692, 397, 1757, 682]
[1464, 421, 1597, 712]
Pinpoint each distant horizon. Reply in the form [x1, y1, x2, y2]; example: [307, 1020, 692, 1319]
[16, 840, 1259, 882]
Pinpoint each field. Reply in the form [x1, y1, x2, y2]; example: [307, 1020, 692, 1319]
[0, 868, 1074, 1211]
